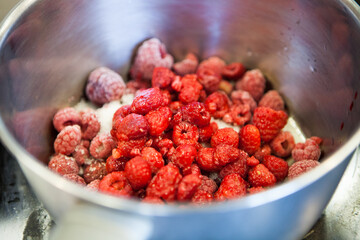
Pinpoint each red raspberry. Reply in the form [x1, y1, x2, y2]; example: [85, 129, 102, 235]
[171, 75, 183, 92]
[258, 90, 285, 111]
[288, 160, 319, 179]
[83, 160, 107, 184]
[199, 122, 218, 143]
[310, 136, 323, 145]
[247, 186, 265, 194]
[112, 113, 149, 141]
[239, 124, 261, 156]
[48, 154, 79, 176]
[197, 56, 226, 77]
[198, 175, 218, 194]
[172, 122, 199, 146]
[270, 131, 295, 158]
[204, 91, 230, 119]
[171, 144, 197, 169]
[54, 125, 81, 155]
[219, 150, 248, 179]
[218, 80, 233, 95]
[161, 90, 172, 106]
[253, 144, 272, 162]
[180, 102, 211, 127]
[222, 104, 251, 126]
[177, 174, 202, 201]
[182, 164, 201, 176]
[86, 67, 126, 105]
[142, 196, 164, 204]
[196, 148, 220, 172]
[130, 38, 174, 80]
[53, 107, 81, 132]
[191, 190, 213, 204]
[151, 67, 176, 89]
[106, 155, 127, 173]
[89, 133, 116, 160]
[80, 109, 100, 140]
[214, 144, 240, 166]
[130, 87, 164, 115]
[99, 171, 133, 197]
[141, 147, 164, 174]
[214, 173, 247, 201]
[235, 69, 266, 101]
[248, 164, 276, 187]
[124, 156, 152, 190]
[178, 74, 203, 104]
[246, 156, 260, 167]
[146, 164, 182, 201]
[113, 137, 147, 158]
[86, 179, 100, 190]
[112, 105, 131, 126]
[63, 174, 86, 186]
[197, 68, 221, 93]
[169, 101, 183, 114]
[156, 138, 174, 157]
[80, 140, 90, 148]
[221, 62, 246, 80]
[252, 107, 288, 142]
[173, 53, 198, 75]
[292, 138, 321, 162]
[262, 155, 289, 182]
[72, 144, 89, 166]
[231, 90, 257, 112]
[125, 79, 151, 94]
[145, 106, 172, 136]
[211, 128, 239, 148]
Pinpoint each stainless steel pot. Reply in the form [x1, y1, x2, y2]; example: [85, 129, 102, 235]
[0, 0, 359, 239]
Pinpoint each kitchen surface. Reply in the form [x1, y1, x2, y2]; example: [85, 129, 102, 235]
[1, 0, 360, 239]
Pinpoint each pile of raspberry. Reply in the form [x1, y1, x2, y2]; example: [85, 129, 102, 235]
[48, 38, 323, 204]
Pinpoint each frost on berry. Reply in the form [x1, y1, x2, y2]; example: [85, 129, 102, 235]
[86, 67, 126, 105]
[180, 102, 211, 128]
[231, 90, 257, 112]
[130, 87, 164, 115]
[221, 62, 246, 80]
[258, 90, 285, 111]
[214, 173, 247, 201]
[239, 124, 261, 156]
[83, 160, 107, 184]
[197, 67, 221, 93]
[292, 138, 321, 162]
[248, 164, 276, 187]
[86, 179, 101, 190]
[288, 160, 320, 179]
[125, 156, 152, 190]
[235, 69, 266, 101]
[211, 128, 239, 148]
[53, 107, 81, 132]
[99, 171, 133, 197]
[177, 174, 202, 201]
[63, 174, 86, 186]
[222, 104, 251, 126]
[172, 122, 199, 146]
[173, 53, 198, 76]
[204, 91, 231, 119]
[270, 131, 295, 158]
[80, 109, 101, 140]
[141, 147, 164, 174]
[48, 154, 79, 176]
[262, 155, 289, 182]
[145, 106, 172, 136]
[72, 144, 89, 166]
[112, 113, 149, 141]
[125, 79, 151, 94]
[54, 125, 82, 155]
[219, 150, 249, 179]
[89, 133, 116, 160]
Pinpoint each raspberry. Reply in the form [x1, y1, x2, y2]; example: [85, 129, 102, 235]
[191, 190, 213, 204]
[83, 160, 107, 184]
[222, 104, 251, 126]
[80, 109, 101, 140]
[182, 164, 201, 176]
[214, 173, 247, 201]
[151, 67, 176, 89]
[199, 122, 218, 143]
[197, 56, 226, 77]
[156, 138, 174, 157]
[211, 128, 239, 148]
[161, 90, 172, 106]
[171, 75, 183, 92]
[239, 124, 261, 155]
[173, 53, 198, 75]
[53, 107, 81, 132]
[130, 38, 174, 80]
[99, 171, 133, 197]
[130, 87, 164, 115]
[235, 69, 266, 101]
[113, 137, 147, 158]
[48, 154, 79, 176]
[72, 144, 89, 166]
[262, 155, 289, 182]
[172, 122, 199, 146]
[292, 138, 321, 162]
[196, 147, 220, 172]
[288, 160, 320, 179]
[219, 150, 249, 179]
[178, 74, 203, 104]
[247, 186, 265, 194]
[142, 196, 164, 204]
[177, 174, 202, 201]
[198, 175, 218, 194]
[171, 144, 197, 169]
[258, 90, 285, 111]
[146, 164, 182, 201]
[218, 80, 234, 95]
[310, 136, 323, 145]
[204, 91, 230, 119]
[80, 140, 90, 149]
[246, 156, 260, 167]
[86, 67, 126, 105]
[54, 125, 81, 155]
[270, 131, 295, 158]
[197, 68, 221, 93]
[125, 79, 151, 94]
[231, 90, 257, 112]
[124, 156, 152, 190]
[141, 147, 164, 174]
[214, 144, 240, 166]
[221, 62, 246, 80]
[252, 107, 288, 142]
[145, 106, 172, 136]
[112, 105, 131, 126]
[63, 174, 86, 186]
[89, 133, 116, 160]
[180, 102, 211, 127]
[112, 113, 149, 141]
[106, 155, 127, 173]
[169, 101, 183, 114]
[253, 144, 272, 162]
[248, 164, 276, 187]
[86, 179, 100, 190]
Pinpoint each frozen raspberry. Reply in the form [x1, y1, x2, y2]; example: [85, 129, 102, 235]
[219, 150, 248, 179]
[86, 179, 100, 190]
[145, 106, 172, 136]
[196, 148, 220, 172]
[199, 122, 218, 143]
[221, 62, 246, 80]
[156, 138, 174, 157]
[112, 105, 131, 126]
[80, 140, 90, 149]
[146, 164, 182, 201]
[72, 144, 89, 165]
[48, 154, 79, 176]
[169, 101, 183, 114]
[198, 175, 218, 194]
[218, 80, 233, 95]
[124, 156, 152, 190]
[214, 144, 240, 166]
[141, 147, 164, 174]
[231, 90, 257, 112]
[262, 155, 288, 182]
[171, 144, 197, 169]
[80, 109, 100, 140]
[53, 107, 81, 132]
[63, 174, 86, 186]
[214, 173, 247, 201]
[253, 144, 272, 162]
[182, 164, 201, 176]
[247, 186, 265, 194]
[211, 128, 239, 148]
[178, 74, 203, 104]
[248, 164, 276, 187]
[235, 69, 266, 101]
[204, 91, 230, 119]
[177, 174, 202, 201]
[99, 171, 133, 197]
[130, 38, 174, 80]
[130, 87, 164, 115]
[125, 79, 150, 94]
[142, 196, 164, 204]
[151, 67, 176, 89]
[106, 155, 127, 173]
[252, 107, 288, 142]
[86, 67, 126, 105]
[54, 125, 81, 155]
[292, 138, 321, 162]
[173, 53, 198, 76]
[197, 56, 226, 77]
[270, 131, 295, 158]
[239, 124, 261, 156]
[191, 190, 213, 204]
[89, 133, 116, 160]
[161, 90, 172, 106]
[288, 160, 319, 179]
[310, 136, 323, 145]
[83, 160, 107, 184]
[112, 137, 147, 158]
[171, 75, 183, 92]
[222, 104, 251, 126]
[258, 90, 285, 111]
[112, 113, 149, 141]
[197, 68, 221, 93]
[246, 156, 260, 167]
[180, 102, 211, 127]
[172, 122, 199, 146]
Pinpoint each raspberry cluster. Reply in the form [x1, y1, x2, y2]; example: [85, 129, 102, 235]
[48, 38, 323, 204]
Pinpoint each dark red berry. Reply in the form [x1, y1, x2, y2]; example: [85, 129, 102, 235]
[198, 122, 218, 143]
[130, 87, 164, 115]
[171, 144, 197, 169]
[239, 124, 261, 156]
[222, 62, 246, 80]
[204, 91, 231, 119]
[113, 113, 149, 141]
[141, 147, 164, 174]
[246, 156, 260, 167]
[106, 155, 127, 173]
[180, 102, 211, 127]
[172, 122, 199, 146]
[151, 67, 176, 89]
[219, 150, 249, 179]
[248, 164, 276, 187]
[178, 74, 203, 104]
[214, 173, 247, 201]
[145, 106, 172, 136]
[211, 128, 239, 148]
[99, 171, 133, 197]
[83, 160, 107, 184]
[177, 174, 202, 201]
[125, 156, 152, 190]
[222, 104, 251, 126]
[262, 155, 289, 182]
